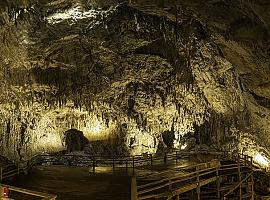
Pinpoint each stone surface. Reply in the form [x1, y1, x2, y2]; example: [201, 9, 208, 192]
[64, 129, 89, 153]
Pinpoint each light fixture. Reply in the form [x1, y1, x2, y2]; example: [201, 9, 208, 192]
[254, 152, 269, 167]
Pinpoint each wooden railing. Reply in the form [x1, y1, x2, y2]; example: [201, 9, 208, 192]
[132, 152, 255, 200]
[0, 184, 57, 200]
[133, 160, 220, 200]
[223, 171, 254, 200]
[0, 157, 56, 199]
[31, 151, 191, 173]
[221, 153, 255, 200]
[0, 150, 260, 200]
[0, 161, 29, 182]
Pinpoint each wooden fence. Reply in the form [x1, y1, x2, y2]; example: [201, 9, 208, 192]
[0, 184, 57, 200]
[0, 157, 56, 200]
[132, 152, 255, 200]
[31, 151, 191, 173]
[0, 150, 263, 200]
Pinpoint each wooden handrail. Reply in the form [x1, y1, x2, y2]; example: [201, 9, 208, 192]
[137, 163, 220, 198]
[0, 184, 57, 200]
[135, 151, 256, 200]
[223, 171, 253, 198]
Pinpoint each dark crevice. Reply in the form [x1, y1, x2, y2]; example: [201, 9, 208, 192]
[250, 91, 270, 109]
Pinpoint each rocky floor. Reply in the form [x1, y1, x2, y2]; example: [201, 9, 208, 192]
[11, 166, 131, 200]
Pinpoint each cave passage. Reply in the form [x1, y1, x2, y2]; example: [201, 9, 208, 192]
[0, 0, 269, 199]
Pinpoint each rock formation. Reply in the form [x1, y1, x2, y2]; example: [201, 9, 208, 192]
[64, 129, 89, 153]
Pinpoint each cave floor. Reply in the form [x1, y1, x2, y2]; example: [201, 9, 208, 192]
[10, 166, 131, 200]
[8, 159, 193, 200]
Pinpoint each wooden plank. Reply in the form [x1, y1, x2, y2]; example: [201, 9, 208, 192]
[139, 192, 169, 200]
[138, 181, 171, 195]
[131, 176, 138, 200]
[139, 177, 217, 200]
[1, 184, 56, 199]
[224, 172, 253, 197]
[219, 166, 239, 171]
[138, 173, 197, 195]
[3, 169, 18, 176]
[171, 177, 217, 196]
[138, 171, 197, 189]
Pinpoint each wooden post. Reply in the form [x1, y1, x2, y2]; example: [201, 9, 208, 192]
[132, 156, 135, 175]
[150, 154, 153, 166]
[113, 157, 115, 171]
[17, 162, 20, 175]
[175, 195, 179, 200]
[0, 167, 2, 182]
[251, 172, 254, 200]
[131, 176, 138, 200]
[92, 157, 95, 172]
[126, 159, 128, 173]
[196, 166, 200, 200]
[216, 165, 220, 199]
[245, 155, 248, 166]
[175, 151, 178, 164]
[164, 153, 167, 164]
[237, 155, 242, 199]
[27, 160, 30, 171]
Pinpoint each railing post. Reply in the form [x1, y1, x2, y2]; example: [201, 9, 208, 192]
[196, 166, 200, 200]
[113, 157, 115, 172]
[251, 171, 254, 200]
[169, 176, 172, 190]
[216, 165, 220, 199]
[92, 156, 95, 172]
[126, 159, 128, 173]
[27, 160, 30, 171]
[132, 156, 135, 175]
[131, 176, 138, 200]
[244, 155, 247, 166]
[0, 167, 2, 182]
[237, 155, 242, 199]
[17, 162, 20, 175]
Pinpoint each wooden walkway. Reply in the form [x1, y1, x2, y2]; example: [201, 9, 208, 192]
[132, 152, 255, 200]
[0, 151, 268, 200]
